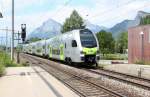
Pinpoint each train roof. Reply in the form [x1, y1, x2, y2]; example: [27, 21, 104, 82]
[24, 29, 93, 45]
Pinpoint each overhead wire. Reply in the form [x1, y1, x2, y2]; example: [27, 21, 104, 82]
[49, 0, 137, 23]
[51, 0, 72, 18]
[48, 0, 150, 28]
[89, 0, 139, 19]
[95, 2, 150, 24]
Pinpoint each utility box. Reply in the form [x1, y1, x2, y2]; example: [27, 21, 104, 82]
[128, 25, 150, 64]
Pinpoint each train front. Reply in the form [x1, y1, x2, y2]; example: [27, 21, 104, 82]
[79, 29, 100, 64]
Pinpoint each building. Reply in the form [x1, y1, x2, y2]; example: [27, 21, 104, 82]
[128, 25, 150, 64]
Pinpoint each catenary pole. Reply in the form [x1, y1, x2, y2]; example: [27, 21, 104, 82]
[6, 27, 8, 53]
[11, 0, 14, 60]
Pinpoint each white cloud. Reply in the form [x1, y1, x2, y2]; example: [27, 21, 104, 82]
[0, 0, 150, 47]
[0, 0, 150, 36]
[88, 0, 150, 27]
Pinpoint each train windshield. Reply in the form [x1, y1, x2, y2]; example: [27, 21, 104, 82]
[80, 29, 97, 48]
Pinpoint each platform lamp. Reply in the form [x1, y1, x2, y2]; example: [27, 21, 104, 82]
[140, 31, 144, 63]
[0, 12, 3, 18]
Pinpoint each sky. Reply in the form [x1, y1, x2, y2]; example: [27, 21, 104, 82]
[0, 0, 150, 45]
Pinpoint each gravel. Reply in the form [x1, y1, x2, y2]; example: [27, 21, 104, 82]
[21, 54, 150, 97]
[55, 62, 150, 97]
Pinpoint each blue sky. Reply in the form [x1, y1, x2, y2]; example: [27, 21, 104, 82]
[0, 0, 150, 44]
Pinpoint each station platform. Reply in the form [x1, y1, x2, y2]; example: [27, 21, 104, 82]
[0, 67, 79, 97]
[103, 63, 150, 79]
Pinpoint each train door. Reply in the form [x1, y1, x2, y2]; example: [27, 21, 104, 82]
[49, 45, 52, 58]
[70, 40, 78, 62]
[60, 44, 64, 61]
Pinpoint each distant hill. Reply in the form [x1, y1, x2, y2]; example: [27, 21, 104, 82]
[108, 11, 150, 37]
[27, 11, 150, 40]
[84, 20, 107, 33]
[27, 19, 62, 39]
[27, 19, 105, 40]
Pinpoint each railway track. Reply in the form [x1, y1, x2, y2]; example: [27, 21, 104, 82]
[85, 68, 150, 91]
[21, 54, 126, 97]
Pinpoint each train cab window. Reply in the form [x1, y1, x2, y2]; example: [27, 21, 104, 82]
[72, 40, 77, 47]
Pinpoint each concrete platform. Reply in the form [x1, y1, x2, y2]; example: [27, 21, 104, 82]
[103, 64, 150, 79]
[98, 60, 128, 64]
[0, 67, 79, 97]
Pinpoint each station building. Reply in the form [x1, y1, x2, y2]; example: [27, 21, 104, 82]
[128, 25, 150, 64]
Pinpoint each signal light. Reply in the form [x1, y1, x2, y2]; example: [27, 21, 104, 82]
[21, 24, 26, 43]
[0, 12, 3, 18]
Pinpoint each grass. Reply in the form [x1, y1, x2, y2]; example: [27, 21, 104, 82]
[0, 51, 19, 67]
[101, 54, 128, 60]
[98, 64, 106, 69]
[21, 62, 30, 66]
[135, 60, 150, 65]
[0, 51, 24, 76]
[0, 64, 5, 76]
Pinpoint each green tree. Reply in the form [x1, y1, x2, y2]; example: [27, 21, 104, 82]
[140, 15, 150, 25]
[115, 32, 128, 53]
[29, 37, 41, 43]
[96, 30, 115, 55]
[61, 10, 84, 33]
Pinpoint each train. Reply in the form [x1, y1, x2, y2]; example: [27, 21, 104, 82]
[23, 29, 100, 66]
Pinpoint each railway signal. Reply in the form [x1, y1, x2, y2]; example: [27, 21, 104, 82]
[21, 24, 26, 43]
[0, 12, 3, 18]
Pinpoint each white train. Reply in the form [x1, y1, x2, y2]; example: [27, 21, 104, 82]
[23, 29, 100, 66]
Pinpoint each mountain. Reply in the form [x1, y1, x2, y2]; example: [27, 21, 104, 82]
[28, 19, 105, 40]
[84, 20, 107, 33]
[108, 11, 150, 37]
[28, 19, 62, 39]
[28, 11, 150, 39]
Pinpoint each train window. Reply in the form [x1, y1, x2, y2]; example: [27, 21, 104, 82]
[80, 29, 97, 48]
[72, 40, 77, 47]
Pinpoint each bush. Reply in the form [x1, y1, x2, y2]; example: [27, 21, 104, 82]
[135, 60, 150, 65]
[0, 51, 20, 76]
[0, 51, 19, 67]
[22, 62, 29, 66]
[0, 64, 5, 76]
[102, 54, 128, 60]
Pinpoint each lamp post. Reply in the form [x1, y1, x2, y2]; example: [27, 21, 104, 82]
[0, 12, 3, 50]
[11, 0, 14, 61]
[6, 27, 8, 53]
[140, 31, 144, 62]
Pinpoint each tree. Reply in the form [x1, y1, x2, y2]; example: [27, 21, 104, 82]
[140, 15, 150, 25]
[61, 10, 84, 33]
[96, 30, 115, 55]
[28, 37, 41, 43]
[115, 32, 128, 53]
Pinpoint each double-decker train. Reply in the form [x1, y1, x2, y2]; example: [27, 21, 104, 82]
[23, 29, 100, 66]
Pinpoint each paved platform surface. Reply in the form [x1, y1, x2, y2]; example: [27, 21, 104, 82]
[0, 67, 79, 97]
[103, 64, 150, 79]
